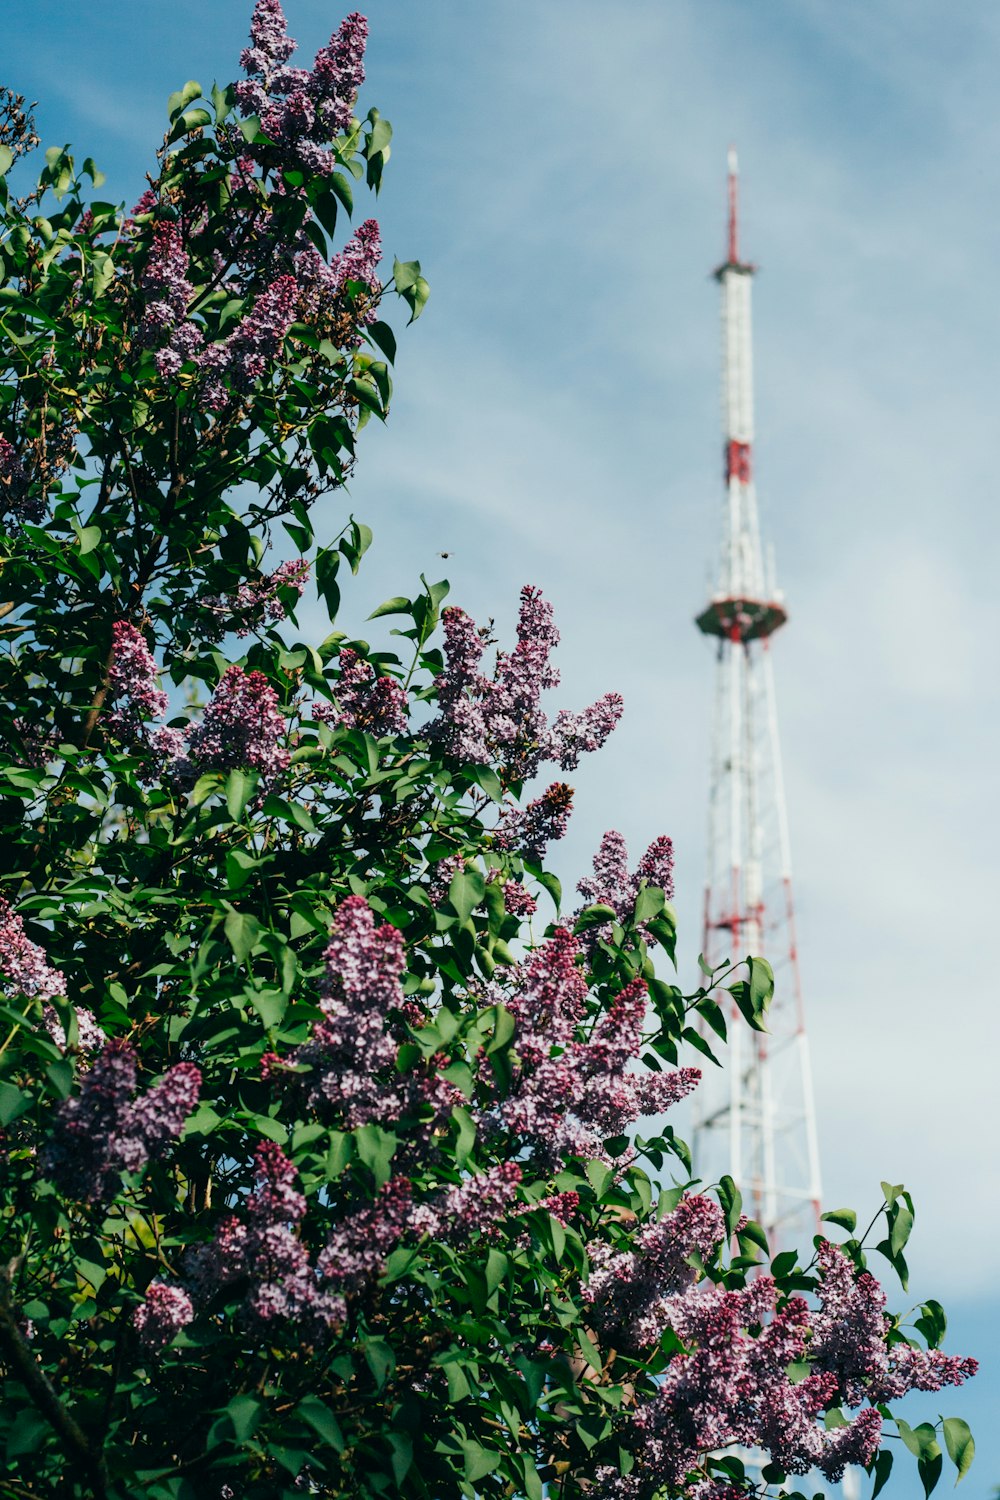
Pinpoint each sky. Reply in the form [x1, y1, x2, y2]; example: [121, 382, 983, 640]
[5, 0, 999, 1491]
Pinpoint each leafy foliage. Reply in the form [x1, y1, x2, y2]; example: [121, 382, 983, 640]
[0, 5, 976, 1498]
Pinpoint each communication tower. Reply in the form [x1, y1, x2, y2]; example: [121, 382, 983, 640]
[690, 151, 822, 1248]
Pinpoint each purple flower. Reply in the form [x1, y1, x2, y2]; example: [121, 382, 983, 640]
[120, 1061, 202, 1169]
[429, 587, 621, 783]
[576, 830, 675, 949]
[0, 437, 41, 523]
[494, 782, 574, 863]
[41, 1041, 200, 1205]
[292, 896, 405, 1127]
[501, 880, 536, 917]
[577, 830, 631, 912]
[407, 1163, 522, 1243]
[810, 1239, 979, 1404]
[548, 692, 623, 771]
[487, 950, 699, 1165]
[317, 1176, 413, 1290]
[140, 222, 203, 373]
[0, 897, 66, 1001]
[185, 1143, 345, 1339]
[41, 1002, 104, 1053]
[105, 621, 168, 739]
[202, 558, 310, 638]
[133, 1281, 194, 1352]
[236, 4, 368, 179]
[198, 274, 298, 408]
[314, 648, 408, 736]
[187, 665, 291, 776]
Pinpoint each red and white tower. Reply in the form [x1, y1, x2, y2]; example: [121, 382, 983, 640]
[690, 151, 822, 1248]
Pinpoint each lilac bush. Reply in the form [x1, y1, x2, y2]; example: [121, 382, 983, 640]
[0, 5, 974, 1498]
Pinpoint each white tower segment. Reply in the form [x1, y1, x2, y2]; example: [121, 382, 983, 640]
[690, 152, 822, 1249]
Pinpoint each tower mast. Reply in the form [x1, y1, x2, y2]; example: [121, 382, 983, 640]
[690, 151, 822, 1247]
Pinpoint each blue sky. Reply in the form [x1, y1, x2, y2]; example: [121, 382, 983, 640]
[6, 0, 998, 1491]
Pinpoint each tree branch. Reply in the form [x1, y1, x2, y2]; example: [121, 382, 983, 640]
[0, 1294, 108, 1497]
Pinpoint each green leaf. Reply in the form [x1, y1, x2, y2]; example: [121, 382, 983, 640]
[737, 1218, 770, 1255]
[462, 1440, 502, 1483]
[296, 1397, 344, 1452]
[0, 1081, 28, 1126]
[770, 1249, 798, 1279]
[820, 1208, 857, 1233]
[77, 525, 101, 555]
[392, 257, 430, 322]
[170, 106, 212, 141]
[942, 1418, 974, 1483]
[363, 1337, 394, 1388]
[225, 768, 259, 822]
[368, 595, 411, 620]
[447, 869, 485, 924]
[718, 1174, 743, 1237]
[890, 1202, 914, 1256]
[633, 883, 665, 925]
[881, 1180, 905, 1207]
[748, 954, 774, 1014]
[871, 1448, 894, 1500]
[453, 1105, 477, 1167]
[468, 764, 503, 802]
[485, 1248, 509, 1296]
[920, 1452, 944, 1498]
[90, 252, 115, 298]
[368, 117, 392, 155]
[0, 144, 13, 178]
[331, 171, 354, 215]
[226, 1394, 263, 1444]
[224, 910, 263, 966]
[915, 1299, 947, 1349]
[354, 1123, 397, 1189]
[167, 80, 203, 121]
[367, 320, 397, 364]
[535, 869, 562, 911]
[575, 903, 617, 931]
[898, 1421, 941, 1462]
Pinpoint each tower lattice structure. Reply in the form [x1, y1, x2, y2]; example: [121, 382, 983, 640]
[690, 151, 822, 1249]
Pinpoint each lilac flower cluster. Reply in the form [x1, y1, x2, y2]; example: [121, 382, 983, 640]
[408, 1162, 522, 1242]
[501, 880, 536, 917]
[236, 1, 368, 178]
[486, 930, 699, 1164]
[291, 895, 404, 1127]
[429, 588, 622, 782]
[314, 647, 408, 736]
[186, 665, 291, 776]
[199, 274, 298, 411]
[0, 436, 40, 522]
[202, 557, 310, 638]
[105, 621, 169, 739]
[0, 896, 66, 1001]
[317, 1175, 413, 1290]
[187, 1142, 345, 1338]
[41, 1002, 104, 1053]
[578, 829, 675, 913]
[41, 1040, 200, 1205]
[810, 1239, 979, 1403]
[495, 782, 574, 864]
[140, 222, 203, 378]
[0, 892, 102, 1051]
[132, 1281, 195, 1352]
[296, 218, 383, 334]
[584, 1193, 727, 1351]
[589, 1217, 976, 1499]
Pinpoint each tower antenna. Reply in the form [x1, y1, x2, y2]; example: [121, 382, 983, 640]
[691, 152, 822, 1249]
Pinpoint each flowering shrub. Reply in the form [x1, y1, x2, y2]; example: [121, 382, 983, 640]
[0, 7, 974, 1499]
